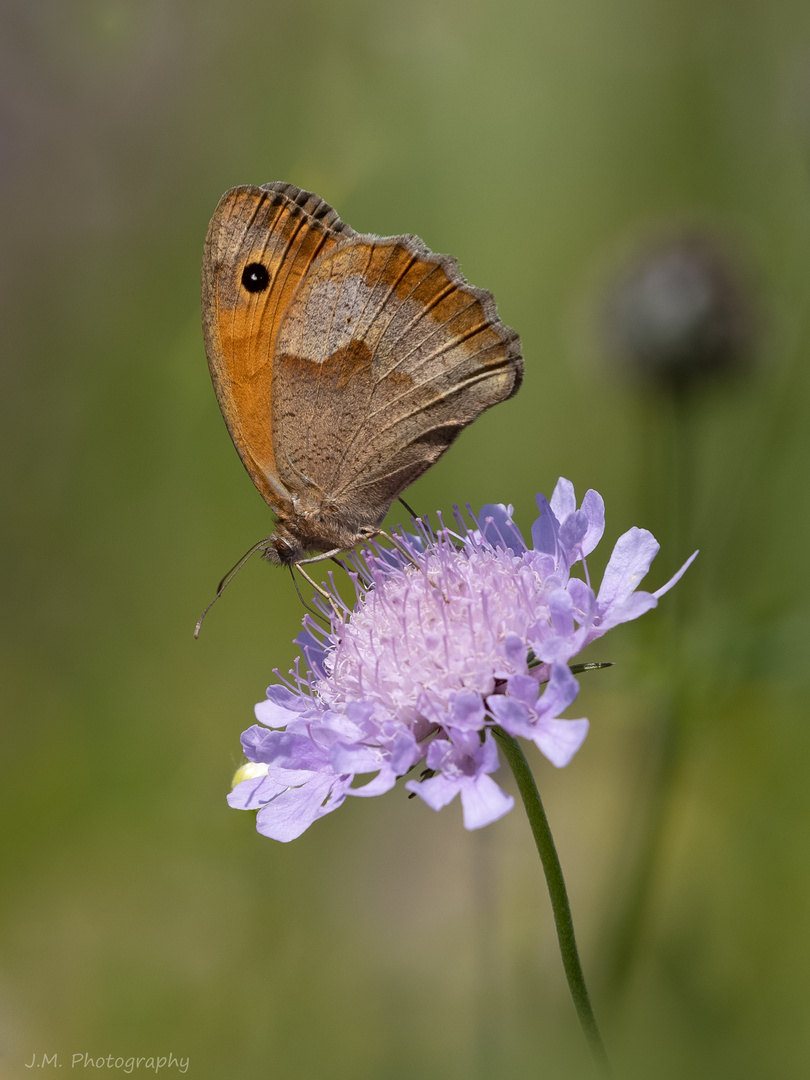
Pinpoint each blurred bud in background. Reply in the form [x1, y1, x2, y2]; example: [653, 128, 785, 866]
[604, 231, 757, 392]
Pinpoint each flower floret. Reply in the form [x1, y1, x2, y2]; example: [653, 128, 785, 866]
[405, 730, 515, 829]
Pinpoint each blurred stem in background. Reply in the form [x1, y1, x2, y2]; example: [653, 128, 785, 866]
[601, 231, 755, 1004]
[602, 388, 695, 1004]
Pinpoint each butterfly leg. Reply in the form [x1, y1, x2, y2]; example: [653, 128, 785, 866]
[293, 556, 347, 621]
[373, 529, 421, 570]
[398, 496, 420, 521]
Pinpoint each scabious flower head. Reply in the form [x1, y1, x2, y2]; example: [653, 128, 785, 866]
[228, 479, 695, 841]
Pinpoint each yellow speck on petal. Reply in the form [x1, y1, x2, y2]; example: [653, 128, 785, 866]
[232, 761, 269, 788]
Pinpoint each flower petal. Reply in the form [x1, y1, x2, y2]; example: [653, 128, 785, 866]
[254, 774, 347, 842]
[550, 477, 577, 520]
[533, 717, 590, 767]
[294, 627, 328, 678]
[559, 510, 589, 557]
[406, 772, 459, 811]
[255, 685, 313, 727]
[257, 730, 329, 771]
[532, 495, 560, 555]
[498, 631, 529, 676]
[346, 768, 399, 798]
[503, 673, 540, 707]
[226, 773, 284, 810]
[459, 774, 514, 829]
[486, 694, 534, 735]
[535, 663, 580, 719]
[475, 504, 527, 554]
[449, 690, 486, 730]
[653, 549, 699, 598]
[580, 489, 605, 554]
[548, 587, 575, 637]
[597, 527, 660, 609]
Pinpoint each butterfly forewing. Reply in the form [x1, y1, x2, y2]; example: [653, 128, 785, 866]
[201, 183, 354, 512]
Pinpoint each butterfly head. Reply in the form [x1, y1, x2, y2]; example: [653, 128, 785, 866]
[261, 505, 384, 566]
[261, 526, 306, 567]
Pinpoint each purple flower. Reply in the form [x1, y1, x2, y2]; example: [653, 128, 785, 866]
[228, 478, 696, 841]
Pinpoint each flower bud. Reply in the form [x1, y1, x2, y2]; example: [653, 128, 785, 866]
[606, 232, 755, 390]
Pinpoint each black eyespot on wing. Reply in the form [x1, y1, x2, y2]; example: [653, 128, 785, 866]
[241, 262, 270, 293]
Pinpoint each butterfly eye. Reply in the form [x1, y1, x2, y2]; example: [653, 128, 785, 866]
[241, 262, 270, 293]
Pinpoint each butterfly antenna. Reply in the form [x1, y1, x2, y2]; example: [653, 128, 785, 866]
[193, 537, 271, 638]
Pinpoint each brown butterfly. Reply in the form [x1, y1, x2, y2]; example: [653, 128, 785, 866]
[201, 182, 523, 567]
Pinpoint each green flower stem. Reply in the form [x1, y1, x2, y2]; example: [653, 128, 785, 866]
[494, 727, 611, 1077]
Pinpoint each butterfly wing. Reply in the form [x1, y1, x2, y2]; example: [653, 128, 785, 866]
[271, 235, 523, 530]
[201, 182, 355, 514]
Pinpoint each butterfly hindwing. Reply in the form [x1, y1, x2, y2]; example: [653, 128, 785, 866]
[271, 234, 523, 528]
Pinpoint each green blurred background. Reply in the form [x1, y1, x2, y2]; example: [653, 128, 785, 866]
[3, 1, 810, 1077]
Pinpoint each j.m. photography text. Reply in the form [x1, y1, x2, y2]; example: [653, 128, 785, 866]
[23, 1052, 189, 1074]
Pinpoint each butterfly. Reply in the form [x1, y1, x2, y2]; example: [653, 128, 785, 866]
[201, 182, 523, 567]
